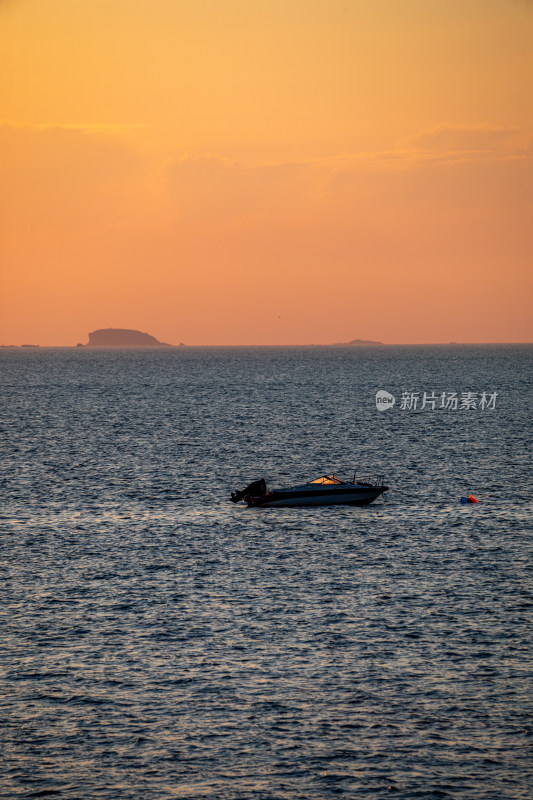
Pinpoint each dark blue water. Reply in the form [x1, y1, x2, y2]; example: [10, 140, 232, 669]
[1, 346, 532, 799]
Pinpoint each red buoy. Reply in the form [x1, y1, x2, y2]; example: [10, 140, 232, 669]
[467, 494, 479, 503]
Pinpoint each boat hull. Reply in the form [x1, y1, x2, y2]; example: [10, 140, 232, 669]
[248, 486, 387, 507]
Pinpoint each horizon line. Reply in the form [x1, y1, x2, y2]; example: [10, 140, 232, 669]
[2, 341, 532, 349]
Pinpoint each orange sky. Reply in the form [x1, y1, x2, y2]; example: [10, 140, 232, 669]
[1, 0, 532, 345]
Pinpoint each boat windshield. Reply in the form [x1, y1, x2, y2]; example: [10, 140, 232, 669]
[309, 475, 343, 485]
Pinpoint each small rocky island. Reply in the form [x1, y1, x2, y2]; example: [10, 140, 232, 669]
[82, 328, 173, 347]
[334, 338, 384, 346]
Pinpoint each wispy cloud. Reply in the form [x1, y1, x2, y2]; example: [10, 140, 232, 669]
[394, 123, 530, 163]
[0, 119, 147, 134]
[166, 124, 531, 193]
[0, 118, 148, 233]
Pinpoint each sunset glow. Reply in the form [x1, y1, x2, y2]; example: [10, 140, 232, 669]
[1, 0, 532, 345]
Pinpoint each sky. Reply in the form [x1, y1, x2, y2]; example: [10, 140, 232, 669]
[1, 0, 532, 345]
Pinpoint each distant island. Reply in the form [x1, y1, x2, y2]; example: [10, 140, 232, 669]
[335, 338, 384, 346]
[81, 328, 173, 347]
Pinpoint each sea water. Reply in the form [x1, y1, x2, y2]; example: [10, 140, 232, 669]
[1, 345, 532, 799]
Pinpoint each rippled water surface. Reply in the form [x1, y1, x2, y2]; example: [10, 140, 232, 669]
[1, 346, 532, 799]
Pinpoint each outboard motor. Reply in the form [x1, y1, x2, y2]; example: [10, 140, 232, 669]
[230, 478, 267, 503]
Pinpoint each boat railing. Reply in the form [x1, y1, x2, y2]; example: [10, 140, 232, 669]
[352, 473, 385, 487]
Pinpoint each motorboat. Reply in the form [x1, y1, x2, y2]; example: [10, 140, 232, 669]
[230, 474, 388, 508]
